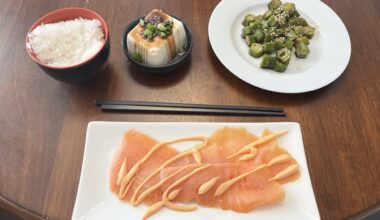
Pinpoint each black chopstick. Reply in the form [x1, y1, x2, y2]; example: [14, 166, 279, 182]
[100, 104, 286, 116]
[95, 99, 284, 113]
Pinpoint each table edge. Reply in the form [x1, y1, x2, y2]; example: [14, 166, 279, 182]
[0, 194, 51, 220]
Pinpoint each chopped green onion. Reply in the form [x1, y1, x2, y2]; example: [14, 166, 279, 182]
[132, 52, 142, 63]
[160, 32, 167, 38]
[143, 29, 153, 37]
[178, 46, 186, 57]
[157, 23, 166, 32]
[147, 23, 155, 32]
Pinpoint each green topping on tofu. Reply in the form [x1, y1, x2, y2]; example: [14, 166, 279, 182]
[140, 15, 174, 41]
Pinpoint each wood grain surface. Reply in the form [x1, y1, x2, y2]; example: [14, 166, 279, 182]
[0, 0, 379, 219]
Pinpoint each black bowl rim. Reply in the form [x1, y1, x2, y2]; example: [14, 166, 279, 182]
[121, 15, 192, 74]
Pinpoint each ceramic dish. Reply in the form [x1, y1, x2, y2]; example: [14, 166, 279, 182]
[122, 16, 192, 74]
[72, 122, 320, 220]
[25, 8, 110, 83]
[208, 0, 351, 93]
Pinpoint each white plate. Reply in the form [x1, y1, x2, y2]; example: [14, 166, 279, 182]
[72, 122, 320, 220]
[208, 0, 351, 93]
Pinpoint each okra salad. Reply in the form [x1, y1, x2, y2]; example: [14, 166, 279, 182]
[242, 0, 315, 72]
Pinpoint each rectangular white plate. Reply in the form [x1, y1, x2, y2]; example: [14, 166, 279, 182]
[72, 122, 320, 220]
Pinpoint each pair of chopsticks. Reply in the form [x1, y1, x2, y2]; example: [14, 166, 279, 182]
[95, 100, 286, 116]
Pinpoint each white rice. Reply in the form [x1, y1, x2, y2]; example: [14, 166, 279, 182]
[27, 17, 104, 67]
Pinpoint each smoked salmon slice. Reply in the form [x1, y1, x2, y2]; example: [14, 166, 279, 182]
[199, 127, 259, 163]
[109, 130, 180, 202]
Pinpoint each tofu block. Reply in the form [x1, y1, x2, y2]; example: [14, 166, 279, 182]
[127, 9, 187, 66]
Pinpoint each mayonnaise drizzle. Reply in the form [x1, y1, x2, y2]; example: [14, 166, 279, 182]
[135, 166, 188, 205]
[198, 176, 220, 195]
[119, 161, 141, 198]
[215, 154, 297, 197]
[267, 154, 291, 167]
[227, 130, 288, 159]
[269, 164, 299, 181]
[168, 189, 181, 200]
[117, 159, 127, 186]
[142, 201, 164, 220]
[238, 147, 258, 161]
[162, 164, 211, 211]
[130, 136, 209, 205]
[119, 177, 134, 199]
[214, 164, 267, 197]
[192, 150, 202, 164]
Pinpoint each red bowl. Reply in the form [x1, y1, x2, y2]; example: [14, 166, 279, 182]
[26, 8, 110, 83]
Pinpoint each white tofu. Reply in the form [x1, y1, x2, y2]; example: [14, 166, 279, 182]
[127, 9, 187, 66]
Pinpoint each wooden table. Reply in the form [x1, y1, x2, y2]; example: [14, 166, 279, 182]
[1, 0, 379, 219]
